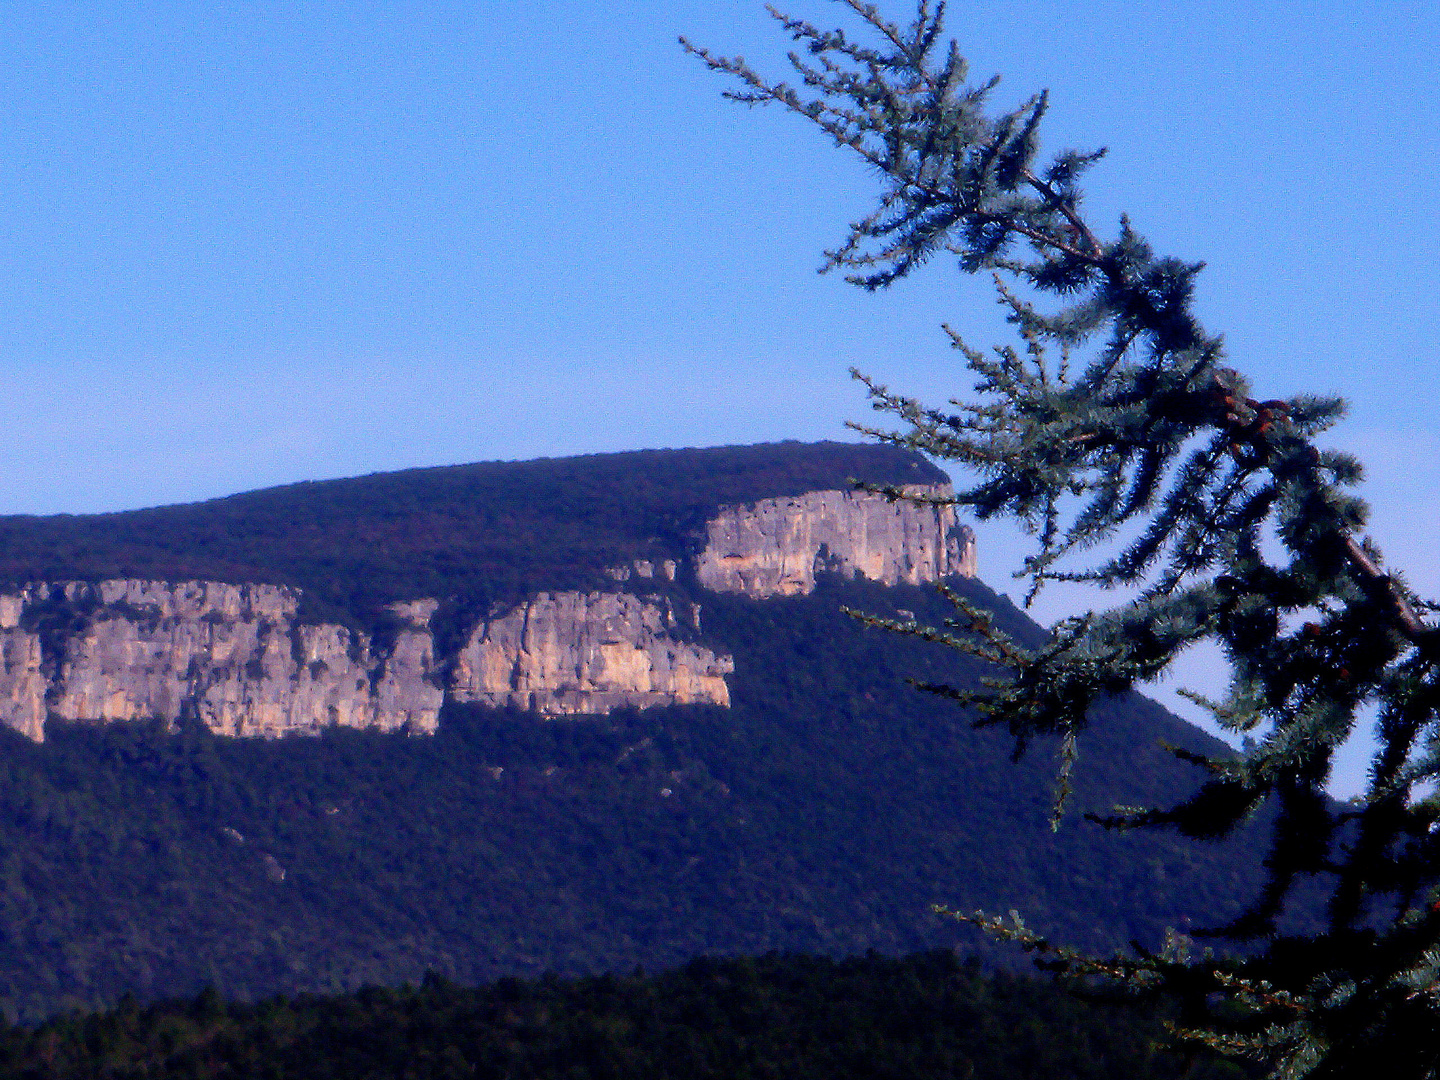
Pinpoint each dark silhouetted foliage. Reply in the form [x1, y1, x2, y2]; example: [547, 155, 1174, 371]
[0, 950, 1249, 1080]
[688, 4, 1440, 1074]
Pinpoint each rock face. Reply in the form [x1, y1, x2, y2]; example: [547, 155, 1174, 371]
[696, 486, 975, 598]
[450, 591, 732, 715]
[0, 582, 732, 741]
[0, 581, 443, 741]
[0, 596, 46, 743]
[0, 481, 975, 741]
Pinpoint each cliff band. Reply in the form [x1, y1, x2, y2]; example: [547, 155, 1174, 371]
[697, 487, 974, 597]
[450, 591, 733, 715]
[0, 483, 974, 741]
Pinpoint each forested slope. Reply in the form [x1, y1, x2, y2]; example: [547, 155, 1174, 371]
[0, 441, 942, 618]
[0, 442, 1310, 1024]
[0, 575, 1279, 1021]
[0, 951, 1248, 1080]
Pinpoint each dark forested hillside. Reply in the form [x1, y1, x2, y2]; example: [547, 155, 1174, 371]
[0, 442, 1314, 1027]
[0, 951, 1248, 1080]
[0, 441, 942, 617]
[0, 574, 1283, 1022]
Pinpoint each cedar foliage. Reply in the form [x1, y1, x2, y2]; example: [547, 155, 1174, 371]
[686, 3, 1440, 1076]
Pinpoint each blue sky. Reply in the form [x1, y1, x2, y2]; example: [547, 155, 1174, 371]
[1, 1, 1436, 793]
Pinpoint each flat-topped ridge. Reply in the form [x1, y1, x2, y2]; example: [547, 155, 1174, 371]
[0, 441, 951, 619]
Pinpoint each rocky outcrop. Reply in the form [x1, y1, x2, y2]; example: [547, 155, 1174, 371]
[0, 582, 733, 740]
[0, 601, 46, 743]
[0, 481, 976, 740]
[605, 559, 678, 583]
[696, 485, 975, 598]
[0, 581, 443, 741]
[451, 591, 732, 714]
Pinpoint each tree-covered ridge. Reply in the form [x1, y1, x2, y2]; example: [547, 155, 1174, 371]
[0, 441, 945, 619]
[0, 950, 1247, 1080]
[0, 578, 1281, 1023]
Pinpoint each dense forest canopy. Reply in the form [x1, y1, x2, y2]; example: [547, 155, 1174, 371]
[0, 950, 1248, 1080]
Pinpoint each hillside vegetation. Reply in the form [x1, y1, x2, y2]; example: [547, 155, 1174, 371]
[0, 443, 1307, 1029]
[0, 576, 1282, 1022]
[0, 442, 943, 619]
[0, 951, 1246, 1080]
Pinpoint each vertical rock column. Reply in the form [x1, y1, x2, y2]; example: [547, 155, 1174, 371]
[0, 590, 47, 742]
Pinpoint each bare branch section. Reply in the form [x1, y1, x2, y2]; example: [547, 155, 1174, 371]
[688, 3, 1440, 1076]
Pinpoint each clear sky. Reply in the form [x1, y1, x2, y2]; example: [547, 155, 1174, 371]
[1, 1, 1435, 794]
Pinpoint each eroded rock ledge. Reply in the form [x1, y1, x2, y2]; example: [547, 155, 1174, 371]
[0, 581, 443, 742]
[451, 591, 731, 715]
[696, 486, 975, 598]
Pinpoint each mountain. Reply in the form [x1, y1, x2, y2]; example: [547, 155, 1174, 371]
[0, 441, 950, 617]
[0, 442, 971, 742]
[0, 442, 1275, 1021]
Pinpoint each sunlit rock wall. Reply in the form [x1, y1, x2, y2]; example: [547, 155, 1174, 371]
[450, 591, 732, 714]
[0, 482, 976, 740]
[0, 583, 733, 740]
[0, 581, 443, 741]
[695, 485, 976, 598]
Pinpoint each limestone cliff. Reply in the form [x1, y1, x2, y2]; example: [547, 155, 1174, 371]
[0, 479, 975, 741]
[450, 591, 732, 715]
[0, 581, 443, 741]
[0, 582, 731, 741]
[696, 485, 975, 598]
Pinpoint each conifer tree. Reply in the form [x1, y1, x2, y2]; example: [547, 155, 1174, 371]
[687, 4, 1440, 1076]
